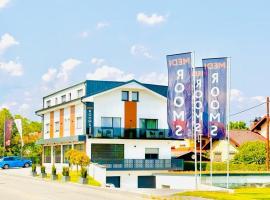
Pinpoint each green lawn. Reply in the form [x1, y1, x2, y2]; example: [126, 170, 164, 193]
[39, 171, 101, 187]
[153, 188, 270, 200]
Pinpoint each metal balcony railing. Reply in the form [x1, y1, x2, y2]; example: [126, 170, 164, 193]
[92, 159, 184, 171]
[91, 127, 171, 139]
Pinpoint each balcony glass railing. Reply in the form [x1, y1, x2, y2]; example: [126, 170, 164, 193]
[91, 127, 170, 139]
[92, 159, 184, 171]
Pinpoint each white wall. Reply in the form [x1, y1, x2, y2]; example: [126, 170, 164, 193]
[86, 139, 173, 159]
[88, 163, 106, 186]
[43, 83, 85, 108]
[92, 82, 167, 129]
[156, 175, 197, 190]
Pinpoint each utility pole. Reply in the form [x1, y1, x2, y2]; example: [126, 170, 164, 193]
[267, 97, 269, 171]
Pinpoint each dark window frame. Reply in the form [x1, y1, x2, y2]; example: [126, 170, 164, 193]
[121, 91, 129, 101]
[132, 91, 139, 102]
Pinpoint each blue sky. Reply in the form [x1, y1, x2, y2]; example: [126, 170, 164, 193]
[0, 0, 269, 123]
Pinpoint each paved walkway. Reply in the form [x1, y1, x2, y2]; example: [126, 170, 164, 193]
[0, 168, 146, 200]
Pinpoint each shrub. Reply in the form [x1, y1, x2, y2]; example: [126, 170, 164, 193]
[62, 167, 69, 177]
[81, 167, 88, 179]
[233, 141, 266, 164]
[52, 165, 57, 175]
[41, 165, 46, 174]
[184, 161, 208, 171]
[32, 164, 36, 173]
[65, 149, 90, 171]
[205, 162, 267, 171]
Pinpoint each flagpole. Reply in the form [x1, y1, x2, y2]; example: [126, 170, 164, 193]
[3, 117, 6, 156]
[226, 57, 231, 189]
[210, 137, 213, 186]
[200, 133, 202, 184]
[192, 52, 198, 190]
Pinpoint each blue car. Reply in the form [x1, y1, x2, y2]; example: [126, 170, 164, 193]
[0, 156, 32, 169]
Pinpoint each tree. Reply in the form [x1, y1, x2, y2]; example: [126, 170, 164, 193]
[233, 141, 266, 164]
[65, 149, 90, 171]
[229, 121, 249, 130]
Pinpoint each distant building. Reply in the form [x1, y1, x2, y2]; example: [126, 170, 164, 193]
[36, 79, 186, 188]
[211, 130, 265, 162]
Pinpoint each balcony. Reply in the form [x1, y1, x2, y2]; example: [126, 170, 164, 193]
[92, 159, 184, 171]
[91, 127, 171, 139]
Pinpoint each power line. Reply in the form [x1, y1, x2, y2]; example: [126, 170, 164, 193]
[230, 101, 266, 117]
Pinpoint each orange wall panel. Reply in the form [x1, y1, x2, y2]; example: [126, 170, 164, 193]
[50, 112, 54, 138]
[60, 108, 64, 137]
[124, 101, 137, 128]
[70, 105, 75, 136]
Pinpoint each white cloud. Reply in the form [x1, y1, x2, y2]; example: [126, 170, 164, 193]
[137, 12, 166, 26]
[0, 0, 10, 9]
[139, 72, 168, 85]
[130, 44, 153, 58]
[42, 68, 57, 82]
[79, 31, 90, 38]
[0, 101, 17, 110]
[96, 22, 109, 30]
[86, 65, 134, 81]
[18, 103, 30, 113]
[251, 96, 265, 103]
[91, 57, 105, 66]
[0, 33, 19, 54]
[42, 58, 81, 83]
[230, 89, 244, 103]
[0, 60, 23, 76]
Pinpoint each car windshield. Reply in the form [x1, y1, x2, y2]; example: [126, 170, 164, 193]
[0, 158, 3, 162]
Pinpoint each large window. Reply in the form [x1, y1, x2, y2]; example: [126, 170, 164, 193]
[63, 145, 72, 163]
[121, 91, 129, 101]
[64, 118, 70, 130]
[77, 89, 83, 98]
[132, 91, 139, 102]
[45, 123, 49, 135]
[140, 119, 158, 129]
[101, 117, 121, 128]
[55, 121, 60, 133]
[76, 117, 82, 129]
[91, 144, 124, 161]
[44, 146, 51, 163]
[46, 100, 51, 108]
[54, 145, 61, 163]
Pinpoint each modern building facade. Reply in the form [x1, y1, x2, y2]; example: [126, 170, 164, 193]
[36, 79, 184, 188]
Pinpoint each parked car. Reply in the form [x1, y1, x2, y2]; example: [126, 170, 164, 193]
[0, 156, 32, 169]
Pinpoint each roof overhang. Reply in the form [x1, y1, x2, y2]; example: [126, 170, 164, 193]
[36, 135, 86, 145]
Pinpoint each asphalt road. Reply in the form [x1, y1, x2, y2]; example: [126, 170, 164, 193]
[0, 168, 146, 200]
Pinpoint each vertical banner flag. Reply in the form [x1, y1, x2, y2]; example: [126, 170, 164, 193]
[203, 58, 227, 139]
[4, 119, 13, 147]
[167, 52, 192, 139]
[14, 119, 24, 146]
[193, 67, 208, 137]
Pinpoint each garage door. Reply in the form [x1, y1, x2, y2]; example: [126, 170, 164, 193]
[106, 176, 120, 188]
[138, 176, 156, 188]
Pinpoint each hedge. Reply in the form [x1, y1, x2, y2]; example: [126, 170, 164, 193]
[184, 161, 267, 172]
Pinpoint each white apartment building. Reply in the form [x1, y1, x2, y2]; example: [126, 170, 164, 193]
[36, 79, 184, 188]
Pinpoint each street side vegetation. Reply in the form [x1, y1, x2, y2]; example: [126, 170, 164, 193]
[31, 149, 101, 186]
[0, 108, 42, 162]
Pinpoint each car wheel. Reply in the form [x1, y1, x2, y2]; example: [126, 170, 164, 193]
[3, 164, 9, 169]
[24, 163, 30, 168]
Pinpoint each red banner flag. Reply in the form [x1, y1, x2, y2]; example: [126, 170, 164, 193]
[4, 120, 13, 147]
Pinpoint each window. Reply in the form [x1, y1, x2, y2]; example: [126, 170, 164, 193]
[45, 123, 49, 134]
[101, 117, 121, 128]
[132, 91, 139, 102]
[68, 93, 72, 101]
[76, 117, 82, 129]
[74, 144, 85, 152]
[63, 145, 72, 163]
[55, 121, 60, 132]
[61, 95, 66, 103]
[77, 89, 83, 98]
[91, 144, 124, 161]
[54, 145, 61, 163]
[55, 97, 58, 105]
[140, 119, 158, 129]
[121, 91, 129, 101]
[46, 100, 51, 107]
[44, 146, 51, 163]
[145, 148, 159, 159]
[64, 118, 70, 130]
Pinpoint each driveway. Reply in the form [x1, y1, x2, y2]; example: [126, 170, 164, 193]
[0, 168, 146, 200]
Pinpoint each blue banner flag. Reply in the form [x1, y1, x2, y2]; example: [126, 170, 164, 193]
[167, 52, 192, 139]
[203, 57, 227, 139]
[193, 67, 208, 137]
